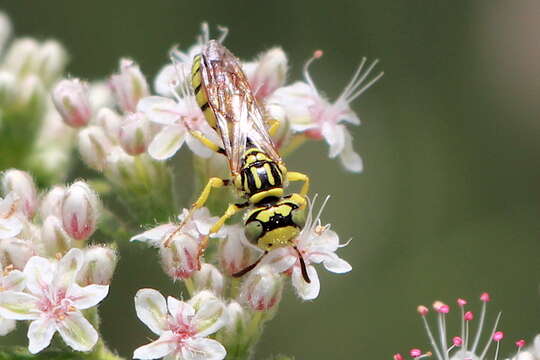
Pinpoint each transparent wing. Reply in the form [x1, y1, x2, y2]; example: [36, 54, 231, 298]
[200, 40, 281, 173]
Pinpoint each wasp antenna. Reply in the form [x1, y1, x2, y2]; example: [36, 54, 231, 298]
[217, 25, 229, 43]
[232, 251, 267, 278]
[294, 246, 311, 283]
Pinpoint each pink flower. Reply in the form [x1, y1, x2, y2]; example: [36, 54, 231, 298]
[133, 289, 227, 360]
[109, 58, 150, 113]
[0, 249, 109, 353]
[268, 52, 383, 172]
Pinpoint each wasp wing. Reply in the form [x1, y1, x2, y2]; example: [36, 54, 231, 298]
[200, 40, 281, 173]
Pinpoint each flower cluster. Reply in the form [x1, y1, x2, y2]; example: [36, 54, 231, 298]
[0, 169, 117, 353]
[393, 293, 527, 360]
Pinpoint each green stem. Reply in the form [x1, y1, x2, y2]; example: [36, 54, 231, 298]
[89, 340, 124, 360]
[184, 278, 196, 297]
[229, 277, 241, 299]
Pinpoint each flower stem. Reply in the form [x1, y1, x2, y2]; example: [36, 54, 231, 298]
[184, 278, 196, 296]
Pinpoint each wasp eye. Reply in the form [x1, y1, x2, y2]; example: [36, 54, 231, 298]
[291, 207, 307, 228]
[244, 220, 263, 244]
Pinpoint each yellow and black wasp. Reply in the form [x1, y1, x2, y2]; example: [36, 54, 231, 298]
[172, 40, 312, 282]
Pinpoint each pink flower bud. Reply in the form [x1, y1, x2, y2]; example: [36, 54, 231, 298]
[453, 336, 463, 346]
[0, 238, 35, 270]
[118, 112, 153, 155]
[39, 186, 66, 220]
[417, 305, 429, 316]
[480, 292, 491, 302]
[110, 58, 149, 113]
[493, 331, 504, 342]
[77, 245, 117, 286]
[52, 78, 92, 127]
[240, 265, 283, 311]
[41, 216, 72, 256]
[61, 181, 100, 241]
[1, 169, 38, 219]
[245, 47, 288, 99]
[192, 263, 224, 296]
[159, 233, 200, 280]
[94, 107, 123, 141]
[409, 349, 422, 358]
[78, 126, 114, 171]
[219, 225, 256, 276]
[464, 311, 474, 321]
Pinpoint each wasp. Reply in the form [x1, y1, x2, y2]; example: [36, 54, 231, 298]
[171, 40, 311, 282]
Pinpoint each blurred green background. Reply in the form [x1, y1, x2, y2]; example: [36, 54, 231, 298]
[2, 0, 540, 359]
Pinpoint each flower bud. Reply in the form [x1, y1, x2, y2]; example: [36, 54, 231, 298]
[0, 71, 15, 105]
[240, 265, 283, 311]
[192, 263, 224, 296]
[221, 301, 248, 341]
[41, 216, 72, 257]
[52, 78, 92, 128]
[159, 232, 200, 280]
[3, 38, 40, 76]
[1, 169, 38, 219]
[14, 74, 45, 110]
[0, 12, 12, 55]
[110, 58, 149, 113]
[219, 225, 256, 276]
[118, 112, 153, 155]
[245, 47, 288, 99]
[94, 107, 123, 141]
[89, 81, 114, 110]
[61, 181, 100, 241]
[103, 147, 138, 185]
[78, 126, 114, 171]
[77, 246, 117, 286]
[0, 238, 35, 270]
[39, 186, 66, 219]
[35, 40, 68, 85]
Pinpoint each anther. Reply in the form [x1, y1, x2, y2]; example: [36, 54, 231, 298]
[417, 305, 429, 316]
[480, 292, 491, 302]
[464, 311, 474, 321]
[515, 339, 526, 348]
[492, 331, 504, 342]
[457, 298, 467, 307]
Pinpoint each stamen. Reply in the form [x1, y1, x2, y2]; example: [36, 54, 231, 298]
[393, 354, 404, 360]
[478, 312, 502, 359]
[217, 25, 229, 43]
[410, 349, 422, 357]
[294, 246, 311, 283]
[199, 22, 209, 46]
[437, 311, 450, 360]
[492, 331, 503, 360]
[345, 63, 384, 103]
[303, 50, 324, 94]
[471, 293, 490, 353]
[417, 305, 429, 316]
[419, 311, 444, 360]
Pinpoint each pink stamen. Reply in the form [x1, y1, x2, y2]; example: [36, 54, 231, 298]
[515, 339, 526, 348]
[409, 349, 422, 358]
[492, 331, 504, 342]
[453, 336, 463, 346]
[417, 305, 429, 316]
[457, 298, 467, 306]
[480, 292, 491, 302]
[393, 353, 404, 360]
[464, 311, 474, 321]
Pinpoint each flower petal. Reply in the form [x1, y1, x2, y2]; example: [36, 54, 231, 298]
[23, 256, 54, 295]
[54, 248, 84, 293]
[0, 291, 40, 320]
[322, 123, 345, 159]
[186, 133, 214, 159]
[0, 316, 16, 336]
[262, 247, 297, 273]
[0, 217, 23, 239]
[133, 331, 175, 360]
[67, 284, 109, 310]
[339, 129, 363, 173]
[322, 253, 352, 273]
[137, 96, 181, 125]
[292, 265, 320, 300]
[57, 311, 98, 351]
[2, 269, 25, 291]
[191, 297, 226, 338]
[182, 338, 226, 360]
[167, 296, 194, 329]
[130, 223, 176, 247]
[135, 289, 168, 335]
[27, 317, 56, 354]
[148, 125, 186, 160]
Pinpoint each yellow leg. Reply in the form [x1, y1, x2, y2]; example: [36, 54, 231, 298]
[164, 177, 228, 247]
[287, 171, 310, 197]
[190, 130, 225, 154]
[268, 118, 281, 137]
[198, 203, 244, 256]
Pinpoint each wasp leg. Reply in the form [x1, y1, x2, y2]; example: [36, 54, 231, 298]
[198, 202, 248, 255]
[268, 118, 281, 137]
[190, 130, 226, 155]
[164, 177, 230, 247]
[287, 172, 310, 197]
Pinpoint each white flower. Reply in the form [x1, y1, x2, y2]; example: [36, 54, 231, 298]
[131, 208, 225, 280]
[243, 47, 288, 100]
[133, 289, 227, 360]
[0, 261, 25, 336]
[0, 249, 109, 353]
[268, 52, 383, 172]
[0, 192, 24, 240]
[261, 196, 351, 300]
